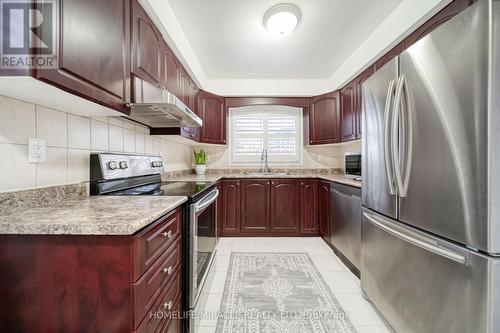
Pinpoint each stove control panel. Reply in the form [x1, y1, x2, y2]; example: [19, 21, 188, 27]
[90, 154, 165, 180]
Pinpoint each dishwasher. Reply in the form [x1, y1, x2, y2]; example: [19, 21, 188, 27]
[330, 182, 362, 273]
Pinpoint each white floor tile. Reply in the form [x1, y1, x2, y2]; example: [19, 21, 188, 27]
[321, 271, 361, 293]
[335, 292, 386, 326]
[207, 271, 227, 293]
[354, 325, 393, 333]
[310, 255, 347, 272]
[195, 326, 216, 333]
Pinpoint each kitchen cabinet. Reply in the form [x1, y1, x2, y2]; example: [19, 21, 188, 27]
[308, 91, 341, 144]
[353, 65, 375, 139]
[270, 179, 300, 233]
[340, 81, 356, 142]
[403, 0, 473, 49]
[0, 208, 183, 333]
[130, 0, 162, 87]
[36, 0, 130, 113]
[318, 180, 331, 240]
[161, 43, 181, 97]
[240, 179, 271, 232]
[216, 182, 223, 237]
[299, 180, 318, 234]
[199, 90, 226, 144]
[222, 180, 240, 235]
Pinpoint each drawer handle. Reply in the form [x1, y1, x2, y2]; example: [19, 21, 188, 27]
[163, 300, 173, 310]
[162, 266, 173, 275]
[162, 230, 172, 239]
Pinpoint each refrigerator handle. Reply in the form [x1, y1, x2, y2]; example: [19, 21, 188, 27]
[401, 76, 413, 197]
[363, 212, 468, 265]
[392, 76, 405, 197]
[383, 79, 397, 195]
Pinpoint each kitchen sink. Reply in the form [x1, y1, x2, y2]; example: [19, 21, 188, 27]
[244, 172, 289, 177]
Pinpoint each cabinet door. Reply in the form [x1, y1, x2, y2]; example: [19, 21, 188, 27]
[300, 180, 318, 234]
[240, 179, 270, 233]
[131, 0, 161, 86]
[199, 90, 226, 144]
[36, 0, 129, 113]
[161, 44, 181, 97]
[222, 180, 240, 235]
[318, 181, 331, 240]
[341, 81, 356, 142]
[403, 0, 473, 49]
[309, 91, 341, 144]
[353, 65, 375, 139]
[270, 179, 300, 233]
[216, 182, 223, 237]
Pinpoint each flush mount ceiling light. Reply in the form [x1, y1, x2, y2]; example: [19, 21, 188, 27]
[263, 3, 301, 36]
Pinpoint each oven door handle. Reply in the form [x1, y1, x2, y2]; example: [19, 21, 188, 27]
[194, 188, 219, 213]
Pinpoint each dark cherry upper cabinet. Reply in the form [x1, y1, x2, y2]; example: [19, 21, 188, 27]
[374, 42, 404, 71]
[199, 90, 226, 144]
[131, 0, 161, 87]
[308, 91, 341, 145]
[222, 180, 240, 235]
[299, 180, 318, 234]
[240, 180, 271, 233]
[35, 0, 130, 113]
[161, 43, 181, 97]
[340, 81, 356, 142]
[270, 179, 300, 233]
[318, 181, 331, 240]
[403, 0, 473, 50]
[353, 65, 375, 139]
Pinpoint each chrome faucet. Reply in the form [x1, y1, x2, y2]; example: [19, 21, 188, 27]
[261, 149, 271, 173]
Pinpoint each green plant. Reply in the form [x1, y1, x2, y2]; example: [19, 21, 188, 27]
[194, 149, 207, 164]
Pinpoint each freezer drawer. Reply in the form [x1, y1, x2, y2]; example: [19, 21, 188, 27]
[330, 183, 362, 270]
[361, 208, 500, 333]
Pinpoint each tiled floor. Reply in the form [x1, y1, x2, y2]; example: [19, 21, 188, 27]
[195, 237, 393, 333]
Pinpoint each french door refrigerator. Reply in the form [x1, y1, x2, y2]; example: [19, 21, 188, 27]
[361, 0, 500, 332]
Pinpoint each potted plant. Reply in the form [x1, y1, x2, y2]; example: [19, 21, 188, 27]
[194, 149, 208, 175]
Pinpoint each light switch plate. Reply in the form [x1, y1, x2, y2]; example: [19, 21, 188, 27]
[28, 138, 46, 163]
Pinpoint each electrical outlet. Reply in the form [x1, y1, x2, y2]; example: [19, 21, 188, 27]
[28, 138, 46, 163]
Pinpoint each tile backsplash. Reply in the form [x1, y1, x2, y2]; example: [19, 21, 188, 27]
[0, 95, 194, 192]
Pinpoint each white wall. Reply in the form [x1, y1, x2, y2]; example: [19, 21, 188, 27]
[0, 95, 194, 192]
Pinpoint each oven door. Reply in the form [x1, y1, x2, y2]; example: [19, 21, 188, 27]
[189, 187, 219, 308]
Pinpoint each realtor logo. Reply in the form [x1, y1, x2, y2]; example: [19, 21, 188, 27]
[0, 0, 57, 69]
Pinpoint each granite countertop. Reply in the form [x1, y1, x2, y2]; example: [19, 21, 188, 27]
[167, 173, 361, 188]
[0, 196, 187, 235]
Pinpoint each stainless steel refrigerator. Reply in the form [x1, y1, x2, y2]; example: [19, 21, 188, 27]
[361, 0, 500, 332]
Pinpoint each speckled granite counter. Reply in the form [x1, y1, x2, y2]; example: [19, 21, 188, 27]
[0, 195, 187, 235]
[166, 173, 361, 188]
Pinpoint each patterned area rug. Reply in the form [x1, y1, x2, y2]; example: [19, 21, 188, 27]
[216, 252, 357, 333]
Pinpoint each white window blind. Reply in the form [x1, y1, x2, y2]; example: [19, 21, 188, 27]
[229, 106, 303, 164]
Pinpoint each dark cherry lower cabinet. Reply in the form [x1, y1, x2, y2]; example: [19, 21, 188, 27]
[0, 208, 183, 333]
[300, 180, 319, 234]
[318, 181, 331, 239]
[240, 179, 271, 232]
[270, 179, 300, 232]
[221, 179, 319, 236]
[222, 180, 241, 235]
[216, 182, 223, 237]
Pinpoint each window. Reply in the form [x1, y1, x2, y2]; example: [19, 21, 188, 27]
[229, 105, 303, 164]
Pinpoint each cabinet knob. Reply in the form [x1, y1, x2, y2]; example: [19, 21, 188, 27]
[163, 300, 173, 310]
[162, 230, 172, 239]
[162, 266, 173, 275]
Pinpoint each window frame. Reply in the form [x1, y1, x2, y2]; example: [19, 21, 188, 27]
[228, 105, 303, 166]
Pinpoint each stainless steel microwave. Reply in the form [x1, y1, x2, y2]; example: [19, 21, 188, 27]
[345, 153, 361, 180]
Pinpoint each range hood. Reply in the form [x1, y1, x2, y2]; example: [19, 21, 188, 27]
[127, 77, 202, 128]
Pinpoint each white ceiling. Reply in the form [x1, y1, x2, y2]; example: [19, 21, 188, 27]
[167, 0, 404, 80]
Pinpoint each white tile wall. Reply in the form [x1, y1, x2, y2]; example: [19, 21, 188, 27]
[0, 95, 194, 192]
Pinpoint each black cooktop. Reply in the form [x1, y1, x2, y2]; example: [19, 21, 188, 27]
[160, 181, 216, 202]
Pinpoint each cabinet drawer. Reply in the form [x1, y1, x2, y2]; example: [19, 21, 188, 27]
[133, 237, 181, 329]
[133, 208, 181, 280]
[134, 270, 182, 333]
